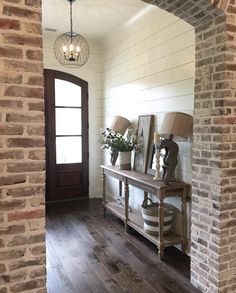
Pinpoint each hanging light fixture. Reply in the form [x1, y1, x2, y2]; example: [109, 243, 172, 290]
[53, 0, 89, 66]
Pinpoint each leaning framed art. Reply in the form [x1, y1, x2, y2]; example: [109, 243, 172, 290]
[133, 115, 154, 173]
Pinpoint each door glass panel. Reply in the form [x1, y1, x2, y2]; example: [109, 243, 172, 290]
[56, 108, 81, 135]
[56, 137, 82, 164]
[55, 79, 81, 107]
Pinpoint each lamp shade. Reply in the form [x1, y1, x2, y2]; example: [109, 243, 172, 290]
[159, 112, 192, 140]
[110, 116, 131, 135]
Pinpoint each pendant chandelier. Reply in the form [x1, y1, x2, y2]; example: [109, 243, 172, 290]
[53, 0, 89, 66]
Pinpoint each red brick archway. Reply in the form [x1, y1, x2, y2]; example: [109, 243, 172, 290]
[143, 0, 236, 292]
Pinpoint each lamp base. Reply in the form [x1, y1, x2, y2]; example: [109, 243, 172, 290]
[153, 144, 162, 181]
[160, 138, 179, 185]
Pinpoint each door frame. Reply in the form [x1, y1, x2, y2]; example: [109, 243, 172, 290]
[44, 69, 89, 202]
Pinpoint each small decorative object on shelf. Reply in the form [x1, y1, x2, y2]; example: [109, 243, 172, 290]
[153, 132, 161, 180]
[116, 197, 132, 212]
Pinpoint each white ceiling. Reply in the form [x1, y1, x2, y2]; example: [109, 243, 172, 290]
[42, 0, 152, 41]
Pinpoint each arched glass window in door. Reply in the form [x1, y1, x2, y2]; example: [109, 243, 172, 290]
[55, 79, 82, 164]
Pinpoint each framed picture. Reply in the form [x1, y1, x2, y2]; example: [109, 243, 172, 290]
[133, 115, 154, 173]
[147, 142, 156, 176]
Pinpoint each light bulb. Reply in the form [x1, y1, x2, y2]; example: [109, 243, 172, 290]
[63, 45, 67, 52]
[76, 46, 80, 53]
[69, 44, 74, 52]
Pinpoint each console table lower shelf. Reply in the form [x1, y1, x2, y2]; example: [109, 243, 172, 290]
[103, 201, 182, 251]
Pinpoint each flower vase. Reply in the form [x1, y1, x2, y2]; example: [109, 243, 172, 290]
[110, 147, 118, 166]
[118, 151, 131, 170]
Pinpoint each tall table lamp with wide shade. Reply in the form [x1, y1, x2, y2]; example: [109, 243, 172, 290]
[159, 112, 192, 185]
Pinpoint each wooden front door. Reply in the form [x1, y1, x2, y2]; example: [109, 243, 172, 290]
[44, 69, 88, 202]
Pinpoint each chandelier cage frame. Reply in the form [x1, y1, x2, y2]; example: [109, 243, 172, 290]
[53, 0, 89, 66]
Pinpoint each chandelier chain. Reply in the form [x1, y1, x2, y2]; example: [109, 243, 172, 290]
[70, 0, 73, 39]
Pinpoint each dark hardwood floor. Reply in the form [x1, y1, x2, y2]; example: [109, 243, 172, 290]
[46, 199, 200, 293]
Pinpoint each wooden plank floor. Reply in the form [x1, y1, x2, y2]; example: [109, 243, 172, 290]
[46, 199, 200, 293]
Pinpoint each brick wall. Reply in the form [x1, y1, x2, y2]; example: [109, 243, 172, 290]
[0, 0, 46, 292]
[143, 0, 236, 292]
[0, 0, 235, 292]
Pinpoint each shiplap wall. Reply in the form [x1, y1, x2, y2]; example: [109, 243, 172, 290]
[101, 6, 195, 239]
[43, 34, 103, 198]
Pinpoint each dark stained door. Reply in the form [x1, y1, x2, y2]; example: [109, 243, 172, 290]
[44, 69, 88, 202]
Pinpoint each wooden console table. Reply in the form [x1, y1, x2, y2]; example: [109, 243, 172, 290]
[101, 165, 189, 259]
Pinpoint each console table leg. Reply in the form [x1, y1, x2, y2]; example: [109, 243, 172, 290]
[159, 193, 165, 259]
[159, 244, 165, 260]
[102, 170, 106, 216]
[124, 181, 129, 232]
[181, 187, 188, 254]
[144, 191, 148, 202]
[119, 180, 122, 197]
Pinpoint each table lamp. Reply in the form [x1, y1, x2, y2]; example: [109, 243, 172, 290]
[110, 115, 131, 134]
[159, 112, 192, 185]
[109, 116, 131, 165]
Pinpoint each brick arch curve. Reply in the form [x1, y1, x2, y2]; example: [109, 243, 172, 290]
[143, 0, 235, 292]
[143, 0, 227, 26]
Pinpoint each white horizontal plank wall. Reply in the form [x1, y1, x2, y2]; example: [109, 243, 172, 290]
[43, 34, 103, 198]
[101, 5, 195, 241]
